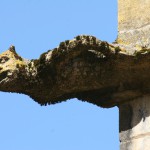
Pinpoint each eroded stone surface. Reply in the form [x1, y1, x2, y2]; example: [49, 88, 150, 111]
[0, 36, 150, 107]
[118, 0, 150, 51]
[119, 95, 150, 150]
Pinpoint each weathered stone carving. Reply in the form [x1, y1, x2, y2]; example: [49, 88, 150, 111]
[1, 0, 150, 149]
[0, 35, 150, 108]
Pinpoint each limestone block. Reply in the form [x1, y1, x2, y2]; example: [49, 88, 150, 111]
[118, 0, 150, 49]
[119, 95, 150, 150]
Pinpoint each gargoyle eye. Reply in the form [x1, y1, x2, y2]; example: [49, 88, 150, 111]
[0, 56, 9, 64]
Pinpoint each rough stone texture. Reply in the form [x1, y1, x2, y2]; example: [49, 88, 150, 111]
[117, 0, 150, 52]
[0, 1, 150, 149]
[119, 95, 150, 150]
[0, 35, 150, 108]
[0, 1, 150, 150]
[117, 1, 150, 149]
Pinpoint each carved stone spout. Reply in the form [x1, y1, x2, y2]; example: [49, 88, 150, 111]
[1, 0, 150, 149]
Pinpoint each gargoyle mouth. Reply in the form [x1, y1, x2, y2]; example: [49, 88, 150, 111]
[0, 71, 9, 82]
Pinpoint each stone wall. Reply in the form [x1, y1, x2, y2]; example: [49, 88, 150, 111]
[118, 0, 150, 50]
[119, 95, 150, 150]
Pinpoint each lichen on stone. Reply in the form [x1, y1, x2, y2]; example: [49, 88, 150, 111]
[0, 35, 150, 107]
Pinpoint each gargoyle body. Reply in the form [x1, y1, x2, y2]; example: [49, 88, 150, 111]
[0, 35, 150, 108]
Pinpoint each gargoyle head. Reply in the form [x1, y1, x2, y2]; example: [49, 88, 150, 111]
[0, 46, 26, 91]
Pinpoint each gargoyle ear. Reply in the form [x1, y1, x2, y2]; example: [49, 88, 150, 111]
[9, 45, 16, 53]
[8, 45, 23, 60]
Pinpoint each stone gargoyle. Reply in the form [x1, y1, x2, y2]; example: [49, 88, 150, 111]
[0, 35, 150, 108]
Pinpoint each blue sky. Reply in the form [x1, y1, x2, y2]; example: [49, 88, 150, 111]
[0, 0, 119, 150]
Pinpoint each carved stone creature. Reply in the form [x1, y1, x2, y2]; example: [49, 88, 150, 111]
[0, 46, 27, 92]
[0, 35, 150, 108]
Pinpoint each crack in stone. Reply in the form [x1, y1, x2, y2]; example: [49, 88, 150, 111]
[119, 23, 150, 34]
[121, 132, 150, 144]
